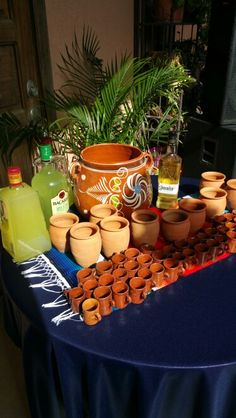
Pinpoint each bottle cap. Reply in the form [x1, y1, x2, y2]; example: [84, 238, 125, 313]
[7, 166, 22, 186]
[39, 144, 52, 161]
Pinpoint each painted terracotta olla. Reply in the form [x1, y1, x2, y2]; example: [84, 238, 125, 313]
[49, 213, 79, 252]
[70, 222, 102, 267]
[226, 179, 236, 210]
[89, 203, 118, 224]
[130, 208, 159, 247]
[199, 187, 227, 218]
[161, 209, 190, 241]
[178, 198, 206, 234]
[99, 216, 130, 258]
[199, 171, 226, 189]
[71, 143, 153, 219]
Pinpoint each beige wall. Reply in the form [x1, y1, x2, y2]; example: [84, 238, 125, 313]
[45, 0, 134, 90]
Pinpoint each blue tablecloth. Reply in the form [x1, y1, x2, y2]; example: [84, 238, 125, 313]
[1, 177, 236, 418]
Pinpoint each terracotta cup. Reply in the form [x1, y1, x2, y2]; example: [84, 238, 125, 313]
[130, 209, 159, 247]
[150, 262, 165, 288]
[138, 267, 154, 292]
[111, 252, 127, 268]
[93, 285, 114, 316]
[76, 267, 95, 285]
[89, 203, 118, 224]
[129, 277, 147, 304]
[123, 259, 140, 278]
[98, 273, 115, 288]
[139, 243, 156, 255]
[112, 281, 131, 309]
[70, 287, 86, 314]
[95, 259, 113, 276]
[124, 247, 141, 260]
[64, 286, 84, 304]
[194, 243, 211, 265]
[82, 278, 98, 299]
[163, 258, 183, 283]
[174, 239, 189, 251]
[112, 267, 129, 283]
[49, 213, 79, 252]
[172, 251, 189, 271]
[178, 198, 206, 234]
[161, 209, 190, 242]
[152, 249, 168, 264]
[137, 253, 153, 268]
[199, 187, 227, 219]
[206, 238, 224, 260]
[70, 222, 102, 267]
[226, 230, 236, 253]
[100, 216, 130, 258]
[199, 171, 226, 189]
[82, 298, 102, 326]
[215, 234, 228, 251]
[182, 248, 197, 268]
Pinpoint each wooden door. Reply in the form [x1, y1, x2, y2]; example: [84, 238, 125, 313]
[0, 0, 51, 186]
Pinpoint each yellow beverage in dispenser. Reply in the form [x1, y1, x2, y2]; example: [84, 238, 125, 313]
[0, 167, 51, 262]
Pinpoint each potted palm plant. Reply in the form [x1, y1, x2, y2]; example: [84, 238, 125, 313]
[45, 27, 194, 218]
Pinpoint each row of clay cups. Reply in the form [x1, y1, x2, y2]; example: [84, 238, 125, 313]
[65, 260, 184, 325]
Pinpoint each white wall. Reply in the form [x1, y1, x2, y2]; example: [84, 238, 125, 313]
[45, 0, 134, 90]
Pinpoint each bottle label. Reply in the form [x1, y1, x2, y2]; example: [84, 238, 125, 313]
[158, 182, 179, 195]
[51, 189, 69, 214]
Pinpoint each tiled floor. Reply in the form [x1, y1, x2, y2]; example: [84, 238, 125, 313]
[0, 295, 31, 418]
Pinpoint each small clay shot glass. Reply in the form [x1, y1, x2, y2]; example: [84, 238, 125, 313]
[124, 247, 141, 260]
[82, 278, 98, 299]
[112, 267, 129, 283]
[111, 252, 127, 268]
[96, 259, 113, 276]
[129, 277, 147, 304]
[76, 267, 95, 285]
[138, 267, 154, 293]
[150, 262, 166, 288]
[93, 285, 114, 316]
[64, 286, 86, 314]
[163, 258, 183, 283]
[112, 281, 131, 309]
[124, 259, 140, 278]
[194, 243, 211, 265]
[82, 298, 102, 326]
[98, 273, 115, 288]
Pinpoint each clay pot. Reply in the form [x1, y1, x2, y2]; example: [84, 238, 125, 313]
[129, 277, 147, 304]
[199, 171, 226, 189]
[199, 187, 227, 219]
[70, 222, 102, 267]
[226, 179, 236, 210]
[93, 285, 114, 316]
[89, 203, 118, 224]
[161, 209, 190, 242]
[179, 198, 206, 234]
[112, 281, 131, 309]
[71, 143, 153, 219]
[130, 209, 160, 247]
[99, 216, 130, 258]
[49, 213, 79, 252]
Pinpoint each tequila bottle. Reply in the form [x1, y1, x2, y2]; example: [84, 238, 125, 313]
[156, 134, 182, 209]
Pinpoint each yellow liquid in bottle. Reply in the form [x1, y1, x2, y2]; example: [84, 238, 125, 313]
[0, 183, 51, 262]
[156, 153, 182, 209]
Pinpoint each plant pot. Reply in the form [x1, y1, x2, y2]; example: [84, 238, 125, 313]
[71, 143, 153, 219]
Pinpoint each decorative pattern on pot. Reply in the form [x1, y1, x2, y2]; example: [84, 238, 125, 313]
[71, 143, 153, 219]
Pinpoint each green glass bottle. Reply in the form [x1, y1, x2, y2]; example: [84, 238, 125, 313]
[0, 166, 51, 262]
[31, 144, 70, 226]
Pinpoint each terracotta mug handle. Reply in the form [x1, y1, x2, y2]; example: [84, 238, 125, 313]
[143, 151, 154, 170]
[95, 312, 102, 322]
[126, 295, 131, 305]
[69, 161, 81, 183]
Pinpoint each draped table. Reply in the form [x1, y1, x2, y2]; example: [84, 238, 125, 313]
[1, 177, 236, 418]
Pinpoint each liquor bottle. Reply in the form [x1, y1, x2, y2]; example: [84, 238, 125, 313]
[0, 167, 51, 262]
[156, 133, 182, 209]
[31, 144, 70, 226]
